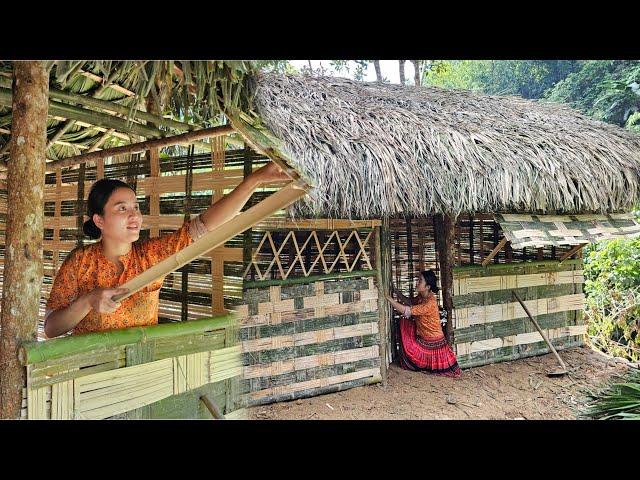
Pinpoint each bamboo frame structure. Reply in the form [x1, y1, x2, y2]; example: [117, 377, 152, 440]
[45, 125, 235, 171]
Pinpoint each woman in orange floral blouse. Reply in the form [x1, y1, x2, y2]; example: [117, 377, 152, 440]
[44, 162, 288, 338]
[386, 270, 461, 377]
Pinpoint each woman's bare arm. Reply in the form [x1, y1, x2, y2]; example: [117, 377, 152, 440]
[199, 162, 289, 232]
[44, 287, 129, 338]
[385, 294, 412, 318]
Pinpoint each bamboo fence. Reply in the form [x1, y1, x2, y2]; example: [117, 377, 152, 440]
[20, 314, 244, 419]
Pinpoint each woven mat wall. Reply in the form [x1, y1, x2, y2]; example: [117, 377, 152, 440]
[495, 212, 640, 248]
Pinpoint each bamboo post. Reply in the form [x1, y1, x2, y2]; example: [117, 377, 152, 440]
[433, 214, 455, 344]
[0, 61, 49, 419]
[112, 181, 308, 303]
[373, 226, 388, 384]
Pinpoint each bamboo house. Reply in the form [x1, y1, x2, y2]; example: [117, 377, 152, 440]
[1, 62, 640, 418]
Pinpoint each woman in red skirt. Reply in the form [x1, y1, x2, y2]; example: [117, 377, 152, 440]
[386, 270, 461, 377]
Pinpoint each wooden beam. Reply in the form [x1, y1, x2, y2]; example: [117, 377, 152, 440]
[112, 180, 309, 302]
[0, 61, 48, 419]
[481, 237, 508, 267]
[43, 124, 235, 171]
[559, 243, 587, 263]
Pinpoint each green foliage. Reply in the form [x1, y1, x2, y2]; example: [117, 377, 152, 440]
[424, 60, 581, 99]
[545, 60, 640, 126]
[582, 369, 640, 420]
[584, 238, 640, 362]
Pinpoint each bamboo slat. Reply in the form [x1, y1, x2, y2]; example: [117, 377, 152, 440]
[242, 322, 379, 353]
[453, 269, 583, 295]
[454, 293, 585, 328]
[456, 324, 588, 355]
[249, 367, 381, 401]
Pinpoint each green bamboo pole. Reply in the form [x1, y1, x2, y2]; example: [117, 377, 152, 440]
[19, 313, 236, 366]
[243, 269, 377, 289]
[0, 88, 160, 139]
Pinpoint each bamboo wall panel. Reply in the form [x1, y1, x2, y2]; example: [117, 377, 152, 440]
[452, 260, 586, 368]
[495, 212, 640, 248]
[21, 316, 241, 419]
[238, 269, 382, 406]
[2, 146, 270, 338]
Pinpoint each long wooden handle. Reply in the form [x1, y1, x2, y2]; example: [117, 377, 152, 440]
[512, 290, 567, 371]
[112, 180, 308, 303]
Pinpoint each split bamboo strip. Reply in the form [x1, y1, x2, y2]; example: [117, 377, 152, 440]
[243, 345, 380, 379]
[455, 324, 588, 355]
[111, 181, 308, 303]
[454, 293, 585, 328]
[453, 269, 583, 296]
[249, 367, 381, 401]
[242, 322, 379, 353]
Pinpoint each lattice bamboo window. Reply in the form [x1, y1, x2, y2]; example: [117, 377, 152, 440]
[243, 229, 374, 281]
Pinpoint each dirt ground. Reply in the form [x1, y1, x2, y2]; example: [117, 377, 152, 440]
[248, 346, 633, 420]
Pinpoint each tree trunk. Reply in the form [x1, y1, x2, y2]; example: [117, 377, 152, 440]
[0, 61, 49, 419]
[399, 60, 406, 85]
[373, 61, 383, 82]
[412, 60, 422, 86]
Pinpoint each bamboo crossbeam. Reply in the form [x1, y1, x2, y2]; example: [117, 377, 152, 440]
[481, 237, 508, 266]
[243, 270, 377, 289]
[0, 88, 160, 139]
[19, 313, 236, 366]
[111, 180, 308, 303]
[43, 124, 235, 171]
[558, 243, 587, 263]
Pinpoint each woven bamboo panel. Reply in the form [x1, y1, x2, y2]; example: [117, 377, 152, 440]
[495, 212, 640, 248]
[452, 261, 586, 368]
[238, 267, 382, 406]
[22, 318, 242, 419]
[25, 348, 241, 420]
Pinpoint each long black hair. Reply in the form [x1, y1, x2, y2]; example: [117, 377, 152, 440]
[83, 179, 136, 239]
[420, 270, 440, 293]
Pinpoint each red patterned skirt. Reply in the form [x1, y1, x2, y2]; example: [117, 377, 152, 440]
[398, 317, 461, 377]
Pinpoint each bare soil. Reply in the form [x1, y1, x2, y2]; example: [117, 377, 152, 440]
[248, 346, 632, 420]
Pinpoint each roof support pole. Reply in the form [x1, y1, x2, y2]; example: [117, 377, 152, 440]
[0, 62, 49, 419]
[373, 218, 391, 384]
[434, 214, 456, 345]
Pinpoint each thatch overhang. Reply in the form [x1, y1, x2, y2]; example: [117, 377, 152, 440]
[248, 73, 640, 218]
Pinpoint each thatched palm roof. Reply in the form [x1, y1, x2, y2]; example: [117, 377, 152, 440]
[250, 73, 640, 218]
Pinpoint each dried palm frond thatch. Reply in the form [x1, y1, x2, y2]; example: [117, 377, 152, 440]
[250, 73, 640, 217]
